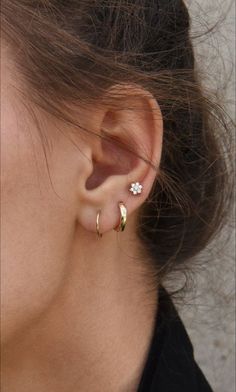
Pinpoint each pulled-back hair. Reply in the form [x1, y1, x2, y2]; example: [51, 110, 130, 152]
[1, 0, 233, 283]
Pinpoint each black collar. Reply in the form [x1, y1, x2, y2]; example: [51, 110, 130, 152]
[137, 288, 213, 392]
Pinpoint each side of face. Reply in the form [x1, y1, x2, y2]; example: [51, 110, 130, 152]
[0, 45, 84, 345]
[1, 40, 163, 346]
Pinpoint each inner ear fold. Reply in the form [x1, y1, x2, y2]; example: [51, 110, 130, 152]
[85, 85, 162, 196]
[85, 126, 139, 190]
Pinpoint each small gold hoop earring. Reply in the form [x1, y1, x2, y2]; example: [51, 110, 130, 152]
[114, 202, 127, 232]
[96, 209, 103, 238]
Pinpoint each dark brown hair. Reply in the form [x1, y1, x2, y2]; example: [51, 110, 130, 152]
[1, 1, 233, 284]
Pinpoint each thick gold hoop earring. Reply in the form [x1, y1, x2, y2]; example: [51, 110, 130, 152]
[114, 202, 127, 232]
[96, 209, 103, 238]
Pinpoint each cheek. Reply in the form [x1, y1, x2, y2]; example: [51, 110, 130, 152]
[1, 103, 75, 345]
[1, 196, 74, 345]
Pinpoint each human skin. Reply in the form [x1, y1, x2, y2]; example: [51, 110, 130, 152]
[1, 41, 163, 391]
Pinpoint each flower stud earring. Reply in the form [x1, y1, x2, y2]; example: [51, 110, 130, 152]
[129, 182, 143, 195]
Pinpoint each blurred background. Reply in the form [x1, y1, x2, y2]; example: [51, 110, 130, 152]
[178, 1, 235, 391]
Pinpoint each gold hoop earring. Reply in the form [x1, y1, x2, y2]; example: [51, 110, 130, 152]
[114, 202, 127, 232]
[96, 209, 103, 238]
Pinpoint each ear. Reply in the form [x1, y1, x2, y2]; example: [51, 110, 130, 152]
[76, 84, 163, 236]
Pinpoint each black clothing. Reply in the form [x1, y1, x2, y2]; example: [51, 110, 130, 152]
[137, 288, 213, 392]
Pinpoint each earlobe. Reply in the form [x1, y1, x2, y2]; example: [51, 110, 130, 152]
[76, 84, 163, 236]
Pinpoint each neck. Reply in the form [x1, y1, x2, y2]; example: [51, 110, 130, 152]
[2, 223, 158, 392]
